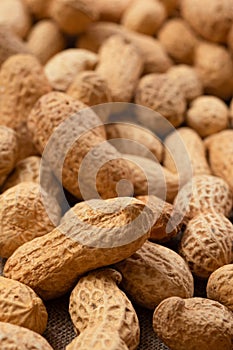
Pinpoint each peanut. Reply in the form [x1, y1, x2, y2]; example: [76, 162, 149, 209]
[0, 276, 47, 334]
[0, 182, 61, 258]
[115, 241, 194, 309]
[69, 268, 139, 350]
[0, 126, 18, 187]
[45, 49, 98, 91]
[3, 197, 153, 299]
[23, 0, 52, 19]
[153, 296, 233, 350]
[179, 211, 233, 278]
[0, 322, 53, 349]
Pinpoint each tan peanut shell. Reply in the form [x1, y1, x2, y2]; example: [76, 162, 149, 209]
[97, 35, 143, 102]
[125, 154, 179, 203]
[0, 0, 31, 38]
[167, 65, 203, 102]
[4, 197, 153, 299]
[105, 123, 163, 162]
[45, 49, 98, 91]
[205, 130, 233, 192]
[0, 322, 53, 350]
[0, 126, 18, 187]
[67, 70, 112, 106]
[207, 264, 233, 312]
[0, 54, 51, 160]
[122, 0, 166, 35]
[66, 326, 128, 350]
[0, 182, 61, 258]
[0, 25, 30, 66]
[28, 91, 132, 199]
[179, 211, 233, 278]
[137, 195, 184, 242]
[69, 268, 139, 350]
[96, 0, 133, 22]
[186, 96, 229, 137]
[49, 0, 99, 35]
[230, 98, 233, 127]
[174, 175, 233, 220]
[160, 0, 178, 15]
[23, 0, 52, 18]
[135, 73, 186, 127]
[0, 276, 47, 334]
[228, 24, 233, 56]
[181, 0, 233, 43]
[27, 20, 65, 64]
[158, 18, 198, 64]
[164, 127, 211, 180]
[194, 41, 233, 99]
[115, 241, 194, 309]
[153, 297, 233, 350]
[78, 22, 172, 74]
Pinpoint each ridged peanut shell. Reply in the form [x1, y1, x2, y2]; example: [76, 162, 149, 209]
[179, 211, 233, 278]
[0, 276, 47, 334]
[0, 182, 61, 258]
[69, 269, 139, 350]
[115, 241, 194, 309]
[4, 197, 153, 299]
[0, 322, 53, 349]
[153, 297, 233, 350]
[207, 264, 233, 311]
[0, 126, 18, 187]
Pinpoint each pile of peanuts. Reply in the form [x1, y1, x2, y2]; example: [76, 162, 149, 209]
[0, 0, 233, 349]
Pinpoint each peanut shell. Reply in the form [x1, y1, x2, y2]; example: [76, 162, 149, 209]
[96, 0, 133, 22]
[179, 211, 233, 278]
[69, 268, 139, 350]
[0, 126, 18, 187]
[115, 241, 194, 309]
[153, 296, 233, 350]
[4, 197, 153, 299]
[23, 0, 52, 18]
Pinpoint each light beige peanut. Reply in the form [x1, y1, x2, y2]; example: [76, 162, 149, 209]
[0, 126, 18, 187]
[96, 35, 143, 102]
[207, 264, 233, 312]
[137, 195, 185, 242]
[205, 130, 233, 192]
[0, 182, 61, 258]
[164, 127, 211, 180]
[49, 0, 99, 35]
[23, 0, 52, 19]
[115, 241, 194, 309]
[174, 175, 233, 220]
[4, 197, 153, 299]
[96, 0, 133, 22]
[28, 91, 132, 199]
[78, 22, 172, 74]
[0, 322, 53, 349]
[27, 20, 66, 64]
[0, 25, 30, 66]
[69, 268, 139, 350]
[135, 73, 186, 127]
[158, 18, 198, 64]
[194, 41, 233, 99]
[153, 297, 233, 350]
[66, 326, 128, 350]
[67, 70, 112, 106]
[105, 123, 163, 162]
[122, 0, 167, 36]
[167, 64, 203, 102]
[45, 49, 98, 91]
[0, 54, 51, 160]
[0, 276, 47, 334]
[124, 154, 179, 203]
[0, 0, 31, 38]
[179, 211, 233, 278]
[181, 0, 233, 43]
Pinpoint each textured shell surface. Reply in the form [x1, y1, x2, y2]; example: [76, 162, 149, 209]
[153, 296, 233, 350]
[69, 268, 139, 350]
[0, 126, 18, 187]
[115, 241, 194, 309]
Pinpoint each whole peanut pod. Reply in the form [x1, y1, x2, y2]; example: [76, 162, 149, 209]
[69, 269, 139, 350]
[4, 197, 153, 299]
[0, 276, 47, 334]
[0, 126, 18, 187]
[115, 241, 194, 309]
[0, 322, 53, 349]
[153, 297, 233, 350]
